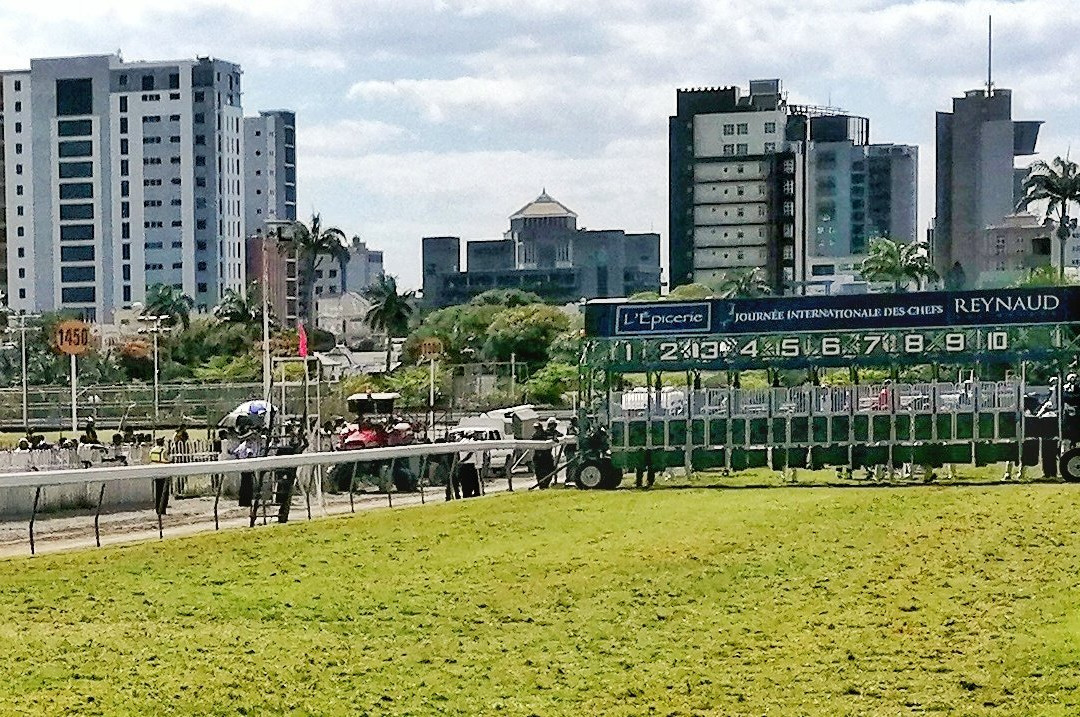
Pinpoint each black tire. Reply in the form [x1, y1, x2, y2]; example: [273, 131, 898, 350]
[1060, 448, 1080, 483]
[599, 459, 622, 490]
[575, 459, 606, 490]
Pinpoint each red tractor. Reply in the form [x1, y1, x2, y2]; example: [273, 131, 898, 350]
[332, 392, 421, 492]
[335, 392, 416, 451]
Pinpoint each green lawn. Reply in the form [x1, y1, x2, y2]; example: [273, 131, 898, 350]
[1, 485, 1080, 715]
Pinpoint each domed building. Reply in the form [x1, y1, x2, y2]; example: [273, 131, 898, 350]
[422, 191, 661, 307]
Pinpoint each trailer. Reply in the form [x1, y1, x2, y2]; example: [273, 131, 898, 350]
[573, 287, 1080, 488]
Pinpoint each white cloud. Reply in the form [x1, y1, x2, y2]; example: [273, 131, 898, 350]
[301, 119, 410, 156]
[1, 0, 1078, 289]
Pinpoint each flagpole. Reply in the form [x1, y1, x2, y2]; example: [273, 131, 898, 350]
[262, 235, 272, 400]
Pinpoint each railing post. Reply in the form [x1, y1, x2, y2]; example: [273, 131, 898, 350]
[29, 485, 41, 556]
[348, 464, 356, 513]
[418, 455, 428, 505]
[213, 472, 223, 531]
[387, 459, 395, 508]
[94, 483, 105, 548]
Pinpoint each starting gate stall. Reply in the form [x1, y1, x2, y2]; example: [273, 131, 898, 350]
[574, 287, 1080, 488]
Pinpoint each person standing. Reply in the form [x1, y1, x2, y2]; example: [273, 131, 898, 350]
[148, 437, 171, 515]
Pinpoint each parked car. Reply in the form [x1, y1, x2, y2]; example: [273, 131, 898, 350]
[448, 418, 517, 476]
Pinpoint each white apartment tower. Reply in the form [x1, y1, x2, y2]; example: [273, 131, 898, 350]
[243, 109, 296, 238]
[0, 54, 245, 320]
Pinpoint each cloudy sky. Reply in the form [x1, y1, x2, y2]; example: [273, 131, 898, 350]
[1, 0, 1077, 288]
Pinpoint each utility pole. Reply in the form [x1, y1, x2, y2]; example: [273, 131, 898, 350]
[138, 315, 170, 432]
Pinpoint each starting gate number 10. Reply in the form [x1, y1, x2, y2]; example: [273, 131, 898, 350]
[647, 331, 1010, 362]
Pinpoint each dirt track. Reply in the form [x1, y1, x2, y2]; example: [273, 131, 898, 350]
[0, 474, 537, 558]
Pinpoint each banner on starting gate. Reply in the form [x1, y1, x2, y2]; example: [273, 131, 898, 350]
[588, 287, 1080, 339]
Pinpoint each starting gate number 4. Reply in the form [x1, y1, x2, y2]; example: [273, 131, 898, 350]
[627, 330, 1016, 365]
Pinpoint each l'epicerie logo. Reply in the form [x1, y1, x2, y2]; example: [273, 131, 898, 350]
[615, 303, 712, 335]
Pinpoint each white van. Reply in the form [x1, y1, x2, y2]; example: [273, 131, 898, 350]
[448, 418, 516, 476]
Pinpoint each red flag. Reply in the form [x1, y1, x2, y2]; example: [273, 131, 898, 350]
[297, 322, 308, 357]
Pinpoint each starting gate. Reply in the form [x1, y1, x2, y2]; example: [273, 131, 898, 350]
[575, 287, 1080, 486]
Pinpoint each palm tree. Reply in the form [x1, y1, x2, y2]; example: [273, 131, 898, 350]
[1017, 156, 1080, 281]
[710, 268, 773, 299]
[214, 283, 268, 326]
[363, 275, 415, 371]
[287, 214, 348, 325]
[860, 238, 938, 292]
[143, 284, 195, 329]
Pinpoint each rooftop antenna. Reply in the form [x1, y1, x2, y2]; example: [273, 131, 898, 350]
[986, 15, 993, 96]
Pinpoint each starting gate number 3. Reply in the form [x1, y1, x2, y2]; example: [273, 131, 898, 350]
[622, 330, 1015, 364]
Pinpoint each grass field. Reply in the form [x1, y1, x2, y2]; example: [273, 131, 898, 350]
[1, 484, 1079, 715]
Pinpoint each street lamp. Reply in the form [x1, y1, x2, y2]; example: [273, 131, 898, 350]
[138, 314, 170, 430]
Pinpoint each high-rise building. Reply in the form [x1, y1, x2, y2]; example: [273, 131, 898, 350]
[243, 109, 296, 239]
[669, 79, 918, 294]
[933, 87, 1042, 286]
[243, 109, 298, 327]
[0, 54, 245, 320]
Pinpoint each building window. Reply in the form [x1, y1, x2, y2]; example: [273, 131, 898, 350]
[120, 138, 129, 155]
[737, 123, 748, 135]
[59, 162, 93, 179]
[723, 124, 735, 136]
[122, 223, 130, 240]
[783, 179, 795, 194]
[723, 144, 735, 156]
[736, 144, 748, 155]
[14, 122, 21, 133]
[62, 245, 95, 262]
[62, 287, 96, 303]
[56, 78, 92, 116]
[195, 135, 206, 146]
[15, 185, 23, 196]
[141, 74, 154, 91]
[764, 142, 776, 153]
[18, 289, 25, 299]
[60, 183, 93, 200]
[59, 140, 92, 158]
[60, 224, 93, 241]
[61, 266, 96, 283]
[764, 121, 776, 133]
[13, 80, 20, 91]
[58, 120, 92, 137]
[783, 201, 795, 216]
[16, 227, 23, 237]
[17, 248, 24, 258]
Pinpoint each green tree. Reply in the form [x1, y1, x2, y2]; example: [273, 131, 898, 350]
[143, 284, 195, 329]
[468, 289, 543, 307]
[667, 283, 714, 300]
[860, 237, 938, 292]
[482, 304, 571, 366]
[364, 274, 416, 371]
[1017, 157, 1080, 281]
[628, 291, 661, 301]
[709, 268, 773, 299]
[1011, 265, 1077, 288]
[214, 283, 268, 326]
[524, 361, 578, 405]
[288, 214, 348, 326]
